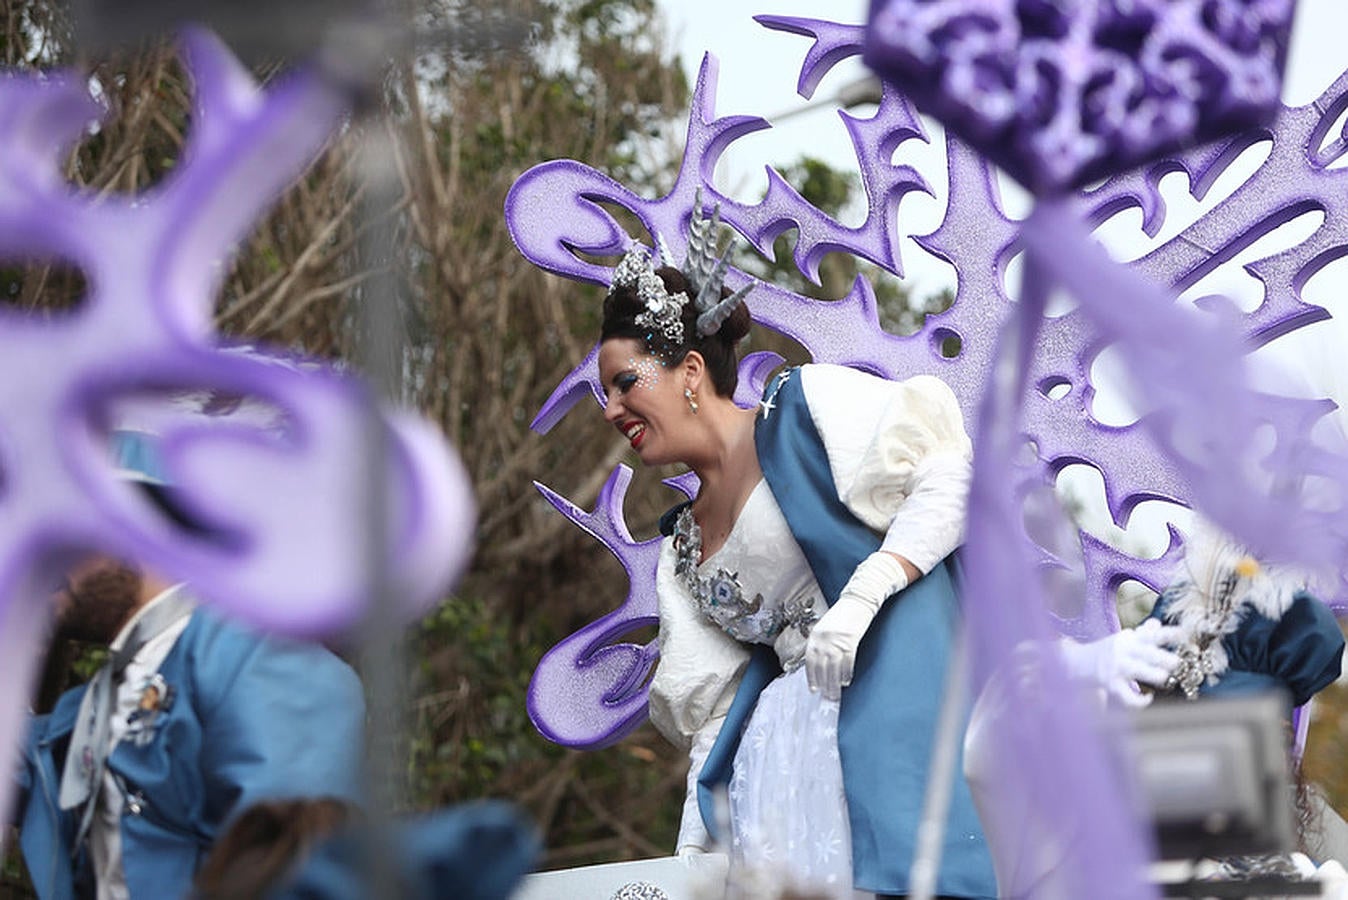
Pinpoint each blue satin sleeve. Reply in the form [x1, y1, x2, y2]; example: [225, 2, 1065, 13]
[195, 624, 367, 824]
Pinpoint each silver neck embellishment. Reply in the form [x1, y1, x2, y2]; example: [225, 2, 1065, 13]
[671, 505, 817, 645]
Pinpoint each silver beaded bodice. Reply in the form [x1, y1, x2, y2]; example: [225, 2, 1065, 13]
[670, 482, 823, 668]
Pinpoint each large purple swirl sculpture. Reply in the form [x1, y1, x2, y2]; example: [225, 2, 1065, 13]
[0, 29, 474, 827]
[509, 5, 1348, 893]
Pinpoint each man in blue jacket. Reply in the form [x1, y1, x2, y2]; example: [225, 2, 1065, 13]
[15, 435, 366, 900]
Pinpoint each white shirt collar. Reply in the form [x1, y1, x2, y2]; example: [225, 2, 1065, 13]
[108, 582, 190, 653]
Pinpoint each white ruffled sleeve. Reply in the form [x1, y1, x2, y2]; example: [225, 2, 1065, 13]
[801, 365, 973, 575]
[647, 536, 751, 752]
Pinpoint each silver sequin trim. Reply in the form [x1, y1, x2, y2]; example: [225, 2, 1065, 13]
[673, 505, 818, 644]
[609, 881, 670, 900]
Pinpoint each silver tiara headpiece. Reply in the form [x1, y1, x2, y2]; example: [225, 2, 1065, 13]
[615, 242, 688, 351]
[608, 187, 756, 359]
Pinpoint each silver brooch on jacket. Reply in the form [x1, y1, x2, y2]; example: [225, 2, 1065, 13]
[124, 673, 175, 747]
[758, 366, 793, 420]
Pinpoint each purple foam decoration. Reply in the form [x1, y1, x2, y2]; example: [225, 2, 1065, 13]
[863, 0, 1295, 194]
[531, 343, 603, 433]
[927, 81, 1348, 613]
[732, 350, 787, 409]
[1070, 528, 1187, 641]
[0, 29, 476, 823]
[1123, 78, 1348, 350]
[1021, 198, 1348, 581]
[527, 465, 664, 749]
[507, 29, 928, 290]
[511, 13, 1348, 751]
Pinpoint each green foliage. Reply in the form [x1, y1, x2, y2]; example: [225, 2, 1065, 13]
[70, 645, 108, 682]
[383, 0, 696, 863]
[0, 840, 33, 899]
[410, 592, 684, 866]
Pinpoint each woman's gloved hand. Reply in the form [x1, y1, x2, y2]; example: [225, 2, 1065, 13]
[805, 551, 909, 700]
[1058, 619, 1183, 708]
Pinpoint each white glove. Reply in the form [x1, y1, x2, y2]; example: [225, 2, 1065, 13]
[1058, 619, 1183, 708]
[805, 552, 909, 701]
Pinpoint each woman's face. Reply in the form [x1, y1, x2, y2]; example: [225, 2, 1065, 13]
[597, 337, 690, 465]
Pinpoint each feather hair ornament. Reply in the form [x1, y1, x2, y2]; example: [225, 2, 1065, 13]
[1161, 520, 1312, 698]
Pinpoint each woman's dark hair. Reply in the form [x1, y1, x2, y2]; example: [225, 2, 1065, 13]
[601, 265, 751, 398]
[193, 797, 359, 899]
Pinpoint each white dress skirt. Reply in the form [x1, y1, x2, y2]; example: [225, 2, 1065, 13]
[729, 668, 854, 897]
[659, 480, 855, 898]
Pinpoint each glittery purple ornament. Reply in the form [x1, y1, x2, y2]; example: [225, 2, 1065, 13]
[863, 0, 1295, 194]
[527, 466, 667, 749]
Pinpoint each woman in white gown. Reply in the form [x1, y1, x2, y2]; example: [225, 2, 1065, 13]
[593, 209, 996, 898]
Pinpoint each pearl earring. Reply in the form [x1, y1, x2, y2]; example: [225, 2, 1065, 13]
[684, 387, 699, 414]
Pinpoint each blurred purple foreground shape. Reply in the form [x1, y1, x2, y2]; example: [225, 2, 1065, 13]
[864, 0, 1295, 194]
[0, 29, 474, 831]
[866, 2, 1302, 897]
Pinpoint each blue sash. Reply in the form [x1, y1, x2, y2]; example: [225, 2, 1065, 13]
[696, 367, 996, 897]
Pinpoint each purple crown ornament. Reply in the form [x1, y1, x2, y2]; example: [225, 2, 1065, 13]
[864, 0, 1295, 194]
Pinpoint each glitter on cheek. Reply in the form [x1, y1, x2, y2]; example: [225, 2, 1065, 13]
[630, 356, 662, 390]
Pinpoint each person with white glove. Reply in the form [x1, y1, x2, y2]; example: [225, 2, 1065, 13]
[1057, 618, 1183, 708]
[805, 550, 916, 701]
[598, 261, 990, 896]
